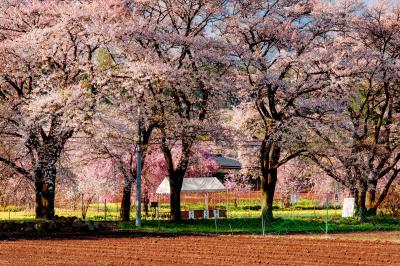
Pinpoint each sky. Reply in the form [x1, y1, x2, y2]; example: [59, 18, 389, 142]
[364, 0, 397, 5]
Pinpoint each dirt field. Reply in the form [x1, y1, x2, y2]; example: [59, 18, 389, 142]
[0, 232, 399, 265]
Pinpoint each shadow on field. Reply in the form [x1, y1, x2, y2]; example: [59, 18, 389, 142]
[0, 230, 212, 241]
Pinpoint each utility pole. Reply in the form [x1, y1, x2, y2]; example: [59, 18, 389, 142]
[136, 107, 142, 227]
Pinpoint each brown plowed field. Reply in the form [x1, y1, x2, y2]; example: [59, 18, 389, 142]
[0, 232, 399, 265]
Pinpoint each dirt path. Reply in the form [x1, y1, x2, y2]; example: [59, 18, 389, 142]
[0, 233, 399, 265]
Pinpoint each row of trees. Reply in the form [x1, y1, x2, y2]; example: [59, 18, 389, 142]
[0, 0, 399, 221]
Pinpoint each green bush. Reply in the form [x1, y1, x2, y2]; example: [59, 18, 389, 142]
[367, 215, 400, 225]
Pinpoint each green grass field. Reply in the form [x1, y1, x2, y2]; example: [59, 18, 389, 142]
[1, 200, 399, 235]
[118, 216, 400, 235]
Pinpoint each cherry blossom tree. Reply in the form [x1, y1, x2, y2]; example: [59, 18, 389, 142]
[1, 0, 397, 226]
[222, 0, 338, 219]
[85, 100, 158, 221]
[308, 1, 400, 218]
[0, 0, 115, 219]
[277, 159, 313, 207]
[224, 171, 251, 208]
[72, 159, 118, 220]
[110, 0, 231, 221]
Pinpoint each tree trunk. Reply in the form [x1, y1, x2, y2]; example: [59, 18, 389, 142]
[26, 125, 73, 220]
[355, 181, 368, 221]
[366, 180, 378, 216]
[367, 180, 377, 207]
[120, 180, 132, 221]
[34, 163, 56, 220]
[260, 137, 280, 221]
[261, 168, 277, 220]
[170, 175, 184, 221]
[143, 190, 149, 217]
[160, 129, 192, 222]
[367, 169, 400, 215]
[234, 194, 238, 208]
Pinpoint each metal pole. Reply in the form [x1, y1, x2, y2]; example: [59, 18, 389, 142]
[157, 194, 160, 231]
[104, 199, 107, 221]
[136, 107, 142, 227]
[226, 188, 229, 218]
[325, 193, 329, 235]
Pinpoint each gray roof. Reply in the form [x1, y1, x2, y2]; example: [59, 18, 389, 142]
[212, 154, 242, 169]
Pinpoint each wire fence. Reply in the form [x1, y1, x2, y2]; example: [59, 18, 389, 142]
[143, 192, 338, 235]
[0, 191, 399, 235]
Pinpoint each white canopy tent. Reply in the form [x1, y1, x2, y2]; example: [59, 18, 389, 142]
[155, 177, 228, 214]
[156, 177, 226, 194]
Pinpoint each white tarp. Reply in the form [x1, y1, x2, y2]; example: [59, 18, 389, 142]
[342, 198, 355, 218]
[156, 177, 226, 194]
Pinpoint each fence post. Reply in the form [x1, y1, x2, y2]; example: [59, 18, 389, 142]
[325, 193, 329, 235]
[214, 214, 218, 233]
[226, 189, 229, 218]
[262, 214, 265, 236]
[104, 199, 107, 221]
[81, 194, 84, 220]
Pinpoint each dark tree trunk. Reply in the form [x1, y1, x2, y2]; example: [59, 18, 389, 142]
[169, 173, 184, 221]
[22, 123, 72, 220]
[366, 180, 378, 216]
[260, 136, 280, 221]
[143, 190, 149, 217]
[355, 181, 368, 221]
[367, 180, 377, 206]
[234, 194, 238, 208]
[120, 180, 132, 221]
[261, 168, 277, 220]
[353, 179, 381, 219]
[160, 133, 191, 222]
[34, 163, 56, 220]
